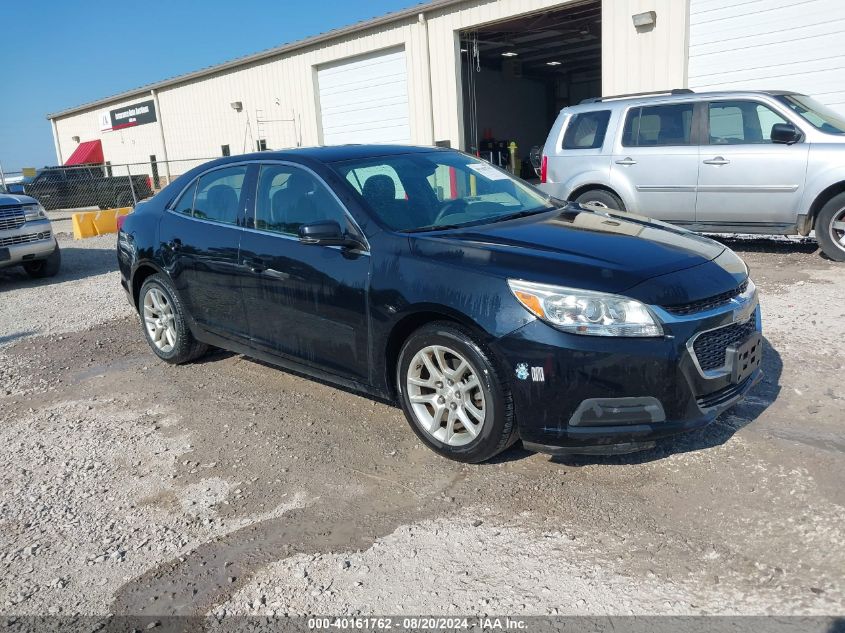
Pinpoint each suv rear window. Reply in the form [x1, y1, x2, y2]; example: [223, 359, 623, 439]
[622, 103, 695, 147]
[562, 111, 611, 149]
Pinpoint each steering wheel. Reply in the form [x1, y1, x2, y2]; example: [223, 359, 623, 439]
[433, 199, 469, 224]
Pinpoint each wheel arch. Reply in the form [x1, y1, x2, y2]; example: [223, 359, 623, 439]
[568, 183, 627, 209]
[808, 181, 845, 233]
[382, 306, 491, 400]
[130, 261, 166, 311]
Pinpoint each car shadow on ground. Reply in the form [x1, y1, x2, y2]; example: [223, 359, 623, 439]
[0, 246, 118, 290]
[542, 337, 783, 467]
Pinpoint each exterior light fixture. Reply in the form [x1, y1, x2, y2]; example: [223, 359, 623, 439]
[501, 51, 518, 57]
[632, 11, 656, 28]
[230, 101, 243, 112]
[547, 61, 562, 66]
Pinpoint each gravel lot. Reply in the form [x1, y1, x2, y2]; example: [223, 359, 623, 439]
[0, 229, 843, 619]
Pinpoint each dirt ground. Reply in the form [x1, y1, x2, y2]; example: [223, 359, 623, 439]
[0, 230, 843, 619]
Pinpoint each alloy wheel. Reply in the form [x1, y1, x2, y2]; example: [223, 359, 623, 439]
[143, 288, 177, 353]
[406, 345, 486, 446]
[830, 207, 845, 252]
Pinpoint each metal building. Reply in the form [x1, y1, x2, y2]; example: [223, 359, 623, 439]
[46, 0, 845, 183]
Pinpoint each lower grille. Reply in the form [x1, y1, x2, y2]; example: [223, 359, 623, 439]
[0, 230, 52, 248]
[0, 206, 25, 231]
[692, 314, 757, 372]
[697, 375, 753, 409]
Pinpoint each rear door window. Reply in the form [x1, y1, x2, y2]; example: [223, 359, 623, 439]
[622, 103, 695, 147]
[192, 166, 247, 225]
[562, 111, 611, 149]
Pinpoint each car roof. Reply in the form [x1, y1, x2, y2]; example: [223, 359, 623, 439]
[563, 90, 802, 113]
[242, 144, 452, 163]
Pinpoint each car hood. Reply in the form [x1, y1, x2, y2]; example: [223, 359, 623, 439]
[0, 193, 39, 206]
[408, 205, 747, 305]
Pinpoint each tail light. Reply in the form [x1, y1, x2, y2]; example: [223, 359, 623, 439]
[540, 155, 548, 184]
[116, 214, 128, 231]
[147, 176, 153, 191]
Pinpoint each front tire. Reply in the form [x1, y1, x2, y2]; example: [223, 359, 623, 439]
[23, 244, 61, 279]
[573, 189, 624, 211]
[139, 274, 208, 364]
[816, 193, 845, 261]
[396, 321, 516, 463]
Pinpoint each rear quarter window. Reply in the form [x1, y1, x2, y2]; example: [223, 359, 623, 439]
[562, 111, 611, 150]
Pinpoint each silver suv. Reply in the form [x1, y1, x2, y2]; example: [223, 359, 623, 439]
[537, 89, 845, 261]
[0, 190, 61, 278]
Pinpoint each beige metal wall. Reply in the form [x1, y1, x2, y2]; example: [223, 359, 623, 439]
[52, 0, 691, 168]
[601, 0, 689, 96]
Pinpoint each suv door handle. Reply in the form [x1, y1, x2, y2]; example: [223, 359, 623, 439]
[615, 157, 637, 166]
[703, 156, 730, 165]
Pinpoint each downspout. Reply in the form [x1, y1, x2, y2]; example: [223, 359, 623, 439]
[50, 118, 62, 165]
[418, 12, 436, 145]
[150, 88, 171, 182]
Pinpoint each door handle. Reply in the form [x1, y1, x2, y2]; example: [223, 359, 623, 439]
[703, 157, 730, 165]
[615, 157, 637, 166]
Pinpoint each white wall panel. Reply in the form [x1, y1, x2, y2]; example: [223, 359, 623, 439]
[689, 0, 845, 111]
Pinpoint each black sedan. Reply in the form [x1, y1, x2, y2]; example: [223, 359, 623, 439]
[118, 145, 762, 463]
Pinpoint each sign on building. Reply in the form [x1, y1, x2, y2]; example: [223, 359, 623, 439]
[99, 99, 158, 132]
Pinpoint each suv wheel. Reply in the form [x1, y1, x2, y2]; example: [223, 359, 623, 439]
[23, 245, 61, 279]
[816, 193, 845, 262]
[574, 189, 624, 211]
[139, 274, 208, 364]
[396, 322, 517, 463]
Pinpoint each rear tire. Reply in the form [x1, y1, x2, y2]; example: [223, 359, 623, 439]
[23, 244, 61, 279]
[396, 321, 517, 463]
[816, 193, 845, 262]
[138, 274, 208, 364]
[574, 189, 625, 211]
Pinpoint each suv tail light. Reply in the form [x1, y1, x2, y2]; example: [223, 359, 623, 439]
[540, 155, 548, 184]
[116, 214, 128, 231]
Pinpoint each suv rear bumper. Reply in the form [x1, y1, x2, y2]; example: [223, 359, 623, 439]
[0, 220, 56, 269]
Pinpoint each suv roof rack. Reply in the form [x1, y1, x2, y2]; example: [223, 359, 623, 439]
[580, 88, 694, 104]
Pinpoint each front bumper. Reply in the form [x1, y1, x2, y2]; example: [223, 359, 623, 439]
[0, 220, 56, 269]
[492, 294, 762, 455]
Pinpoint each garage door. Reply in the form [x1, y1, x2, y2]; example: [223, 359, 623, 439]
[317, 48, 411, 145]
[688, 0, 845, 113]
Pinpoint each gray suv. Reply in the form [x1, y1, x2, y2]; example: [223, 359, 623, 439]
[0, 190, 61, 278]
[537, 90, 845, 261]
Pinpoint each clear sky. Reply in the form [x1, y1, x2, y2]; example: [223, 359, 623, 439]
[0, 0, 417, 173]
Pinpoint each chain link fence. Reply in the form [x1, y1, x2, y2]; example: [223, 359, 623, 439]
[1, 157, 218, 212]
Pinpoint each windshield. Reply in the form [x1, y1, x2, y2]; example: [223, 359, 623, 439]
[332, 151, 555, 232]
[776, 94, 845, 135]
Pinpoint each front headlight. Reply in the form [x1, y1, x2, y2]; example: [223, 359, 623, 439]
[23, 204, 47, 222]
[508, 279, 663, 337]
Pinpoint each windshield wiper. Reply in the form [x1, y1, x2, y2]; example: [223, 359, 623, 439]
[402, 223, 466, 233]
[487, 206, 556, 224]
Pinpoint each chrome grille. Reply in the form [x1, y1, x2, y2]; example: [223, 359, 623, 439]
[692, 314, 757, 372]
[0, 230, 52, 248]
[664, 279, 749, 316]
[0, 206, 25, 231]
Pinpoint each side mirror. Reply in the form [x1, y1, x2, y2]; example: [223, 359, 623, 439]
[771, 123, 801, 145]
[298, 220, 363, 249]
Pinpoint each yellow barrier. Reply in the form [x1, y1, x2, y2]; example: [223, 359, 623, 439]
[72, 207, 132, 240]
